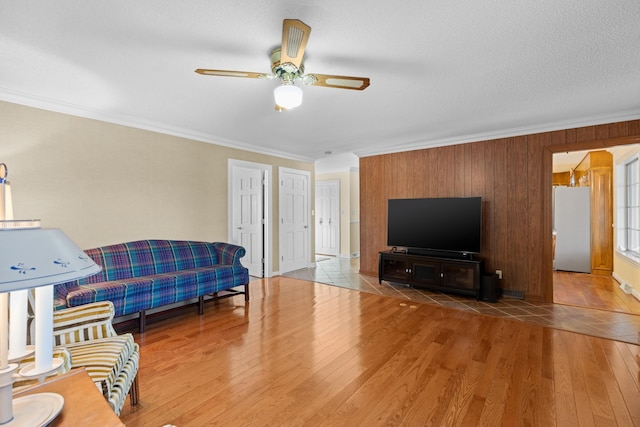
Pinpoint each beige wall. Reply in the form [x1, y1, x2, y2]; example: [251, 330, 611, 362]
[0, 100, 313, 273]
[316, 169, 360, 258]
[612, 144, 640, 295]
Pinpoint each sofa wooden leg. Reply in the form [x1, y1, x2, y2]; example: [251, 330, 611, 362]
[130, 375, 140, 406]
[139, 310, 146, 334]
[244, 283, 250, 301]
[198, 296, 204, 315]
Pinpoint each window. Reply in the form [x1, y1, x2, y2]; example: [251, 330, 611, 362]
[617, 155, 639, 258]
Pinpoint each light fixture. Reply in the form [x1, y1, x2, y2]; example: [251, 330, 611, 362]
[273, 83, 303, 110]
[0, 164, 101, 426]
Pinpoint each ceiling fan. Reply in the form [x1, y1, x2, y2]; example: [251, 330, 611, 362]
[195, 19, 370, 111]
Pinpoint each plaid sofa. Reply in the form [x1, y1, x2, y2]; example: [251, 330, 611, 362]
[54, 240, 250, 332]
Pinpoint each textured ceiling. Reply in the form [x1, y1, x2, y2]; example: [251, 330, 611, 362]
[1, 0, 639, 162]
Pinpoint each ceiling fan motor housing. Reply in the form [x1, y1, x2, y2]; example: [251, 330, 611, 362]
[271, 48, 304, 84]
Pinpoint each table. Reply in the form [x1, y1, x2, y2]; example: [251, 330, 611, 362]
[13, 368, 124, 427]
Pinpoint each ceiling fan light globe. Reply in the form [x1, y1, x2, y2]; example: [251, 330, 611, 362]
[274, 85, 303, 109]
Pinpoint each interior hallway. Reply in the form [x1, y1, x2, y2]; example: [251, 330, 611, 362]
[284, 256, 640, 345]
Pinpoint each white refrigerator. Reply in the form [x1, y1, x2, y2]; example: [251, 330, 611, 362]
[553, 186, 591, 273]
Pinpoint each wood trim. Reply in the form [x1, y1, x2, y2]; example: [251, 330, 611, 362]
[589, 165, 613, 275]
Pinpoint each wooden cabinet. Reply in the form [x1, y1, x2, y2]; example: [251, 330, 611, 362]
[572, 150, 613, 276]
[553, 171, 571, 186]
[378, 254, 412, 283]
[379, 251, 484, 299]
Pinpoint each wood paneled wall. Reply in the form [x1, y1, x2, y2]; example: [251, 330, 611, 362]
[360, 120, 640, 302]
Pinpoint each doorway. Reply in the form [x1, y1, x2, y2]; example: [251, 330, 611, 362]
[552, 146, 640, 315]
[315, 180, 340, 256]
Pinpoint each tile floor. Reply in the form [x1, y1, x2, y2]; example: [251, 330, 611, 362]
[283, 256, 640, 345]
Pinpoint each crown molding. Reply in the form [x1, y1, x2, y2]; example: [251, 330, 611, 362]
[355, 110, 640, 158]
[4, 87, 639, 164]
[0, 89, 314, 163]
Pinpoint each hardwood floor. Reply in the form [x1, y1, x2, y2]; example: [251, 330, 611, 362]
[285, 258, 640, 344]
[119, 277, 640, 426]
[554, 271, 640, 315]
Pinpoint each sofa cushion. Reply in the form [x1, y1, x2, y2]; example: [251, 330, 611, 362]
[65, 281, 133, 317]
[194, 265, 250, 293]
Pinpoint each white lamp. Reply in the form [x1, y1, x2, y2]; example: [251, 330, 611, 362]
[0, 164, 101, 426]
[274, 83, 303, 110]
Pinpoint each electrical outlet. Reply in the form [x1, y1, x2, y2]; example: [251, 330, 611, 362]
[496, 270, 503, 280]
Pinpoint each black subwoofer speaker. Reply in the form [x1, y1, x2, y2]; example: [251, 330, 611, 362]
[480, 274, 498, 303]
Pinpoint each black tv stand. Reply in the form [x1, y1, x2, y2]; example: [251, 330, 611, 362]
[379, 250, 485, 300]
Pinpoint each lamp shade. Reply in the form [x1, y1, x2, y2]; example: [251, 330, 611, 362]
[0, 225, 101, 292]
[274, 84, 303, 109]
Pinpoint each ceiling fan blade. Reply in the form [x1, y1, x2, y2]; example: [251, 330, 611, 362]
[195, 69, 272, 79]
[280, 19, 311, 69]
[304, 74, 370, 90]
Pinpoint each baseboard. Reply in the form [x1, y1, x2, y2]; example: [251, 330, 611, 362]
[336, 252, 360, 259]
[612, 272, 624, 288]
[338, 253, 351, 259]
[613, 272, 640, 302]
[619, 282, 633, 294]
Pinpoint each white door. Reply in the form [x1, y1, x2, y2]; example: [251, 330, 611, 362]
[230, 165, 264, 277]
[315, 180, 339, 256]
[279, 168, 310, 273]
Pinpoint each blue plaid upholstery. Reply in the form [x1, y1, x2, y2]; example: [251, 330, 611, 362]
[54, 240, 249, 317]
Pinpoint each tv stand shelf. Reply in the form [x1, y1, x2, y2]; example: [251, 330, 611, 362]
[379, 250, 485, 299]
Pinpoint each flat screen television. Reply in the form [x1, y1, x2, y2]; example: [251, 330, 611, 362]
[387, 197, 482, 256]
